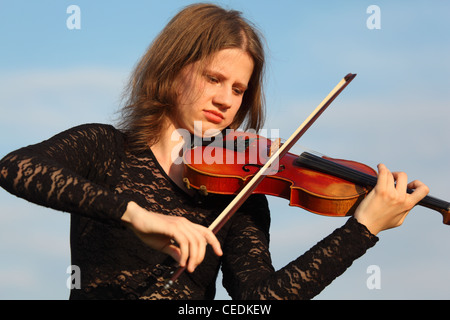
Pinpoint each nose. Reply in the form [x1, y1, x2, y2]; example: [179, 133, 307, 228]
[212, 86, 232, 110]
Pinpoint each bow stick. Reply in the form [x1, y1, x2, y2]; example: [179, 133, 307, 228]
[165, 73, 357, 289]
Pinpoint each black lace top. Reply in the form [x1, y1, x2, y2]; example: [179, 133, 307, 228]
[0, 123, 378, 300]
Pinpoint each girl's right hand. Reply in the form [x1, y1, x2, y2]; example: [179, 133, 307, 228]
[121, 201, 223, 273]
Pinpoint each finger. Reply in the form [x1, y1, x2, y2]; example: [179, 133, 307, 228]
[203, 229, 223, 257]
[407, 179, 430, 203]
[170, 219, 201, 269]
[376, 163, 392, 191]
[392, 171, 408, 192]
[187, 235, 206, 273]
[177, 223, 205, 272]
[407, 179, 428, 191]
[195, 237, 207, 269]
[171, 222, 223, 273]
[161, 243, 182, 264]
[186, 233, 201, 273]
[173, 232, 189, 268]
[184, 226, 222, 273]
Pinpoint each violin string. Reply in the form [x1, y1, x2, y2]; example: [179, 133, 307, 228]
[296, 152, 378, 187]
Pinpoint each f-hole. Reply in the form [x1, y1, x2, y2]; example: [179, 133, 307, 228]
[242, 164, 285, 173]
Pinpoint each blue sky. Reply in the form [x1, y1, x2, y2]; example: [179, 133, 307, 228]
[1, 0, 449, 299]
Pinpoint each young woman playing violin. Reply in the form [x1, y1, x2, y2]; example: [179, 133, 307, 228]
[0, 3, 429, 300]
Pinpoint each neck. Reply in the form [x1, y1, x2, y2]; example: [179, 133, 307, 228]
[150, 120, 193, 194]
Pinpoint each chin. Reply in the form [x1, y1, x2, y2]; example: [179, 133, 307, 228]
[188, 121, 225, 138]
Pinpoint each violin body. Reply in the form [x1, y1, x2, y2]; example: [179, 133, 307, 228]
[183, 131, 376, 217]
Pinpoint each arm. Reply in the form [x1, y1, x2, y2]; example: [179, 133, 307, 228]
[0, 124, 129, 224]
[0, 123, 223, 270]
[221, 195, 378, 300]
[221, 164, 429, 300]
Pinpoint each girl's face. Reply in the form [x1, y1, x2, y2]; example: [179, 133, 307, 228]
[174, 48, 254, 137]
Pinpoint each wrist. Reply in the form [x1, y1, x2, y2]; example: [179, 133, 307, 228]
[121, 201, 141, 226]
[354, 211, 381, 236]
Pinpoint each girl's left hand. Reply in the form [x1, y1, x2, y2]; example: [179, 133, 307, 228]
[354, 163, 429, 235]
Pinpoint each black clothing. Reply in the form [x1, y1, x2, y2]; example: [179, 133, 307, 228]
[0, 123, 378, 299]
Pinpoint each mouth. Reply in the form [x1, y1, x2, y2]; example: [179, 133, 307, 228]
[203, 109, 224, 124]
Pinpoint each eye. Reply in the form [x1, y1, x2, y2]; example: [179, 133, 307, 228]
[232, 87, 244, 96]
[206, 74, 219, 84]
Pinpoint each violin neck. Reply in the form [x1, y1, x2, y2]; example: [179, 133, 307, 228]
[296, 152, 450, 225]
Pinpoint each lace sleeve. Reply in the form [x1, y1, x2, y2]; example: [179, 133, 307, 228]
[221, 195, 378, 300]
[0, 124, 129, 224]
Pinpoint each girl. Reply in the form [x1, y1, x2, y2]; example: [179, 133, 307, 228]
[0, 3, 429, 300]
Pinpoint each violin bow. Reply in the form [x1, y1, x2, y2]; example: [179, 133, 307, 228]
[165, 73, 357, 289]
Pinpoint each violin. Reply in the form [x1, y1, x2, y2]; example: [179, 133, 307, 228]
[182, 131, 450, 225]
[165, 73, 450, 288]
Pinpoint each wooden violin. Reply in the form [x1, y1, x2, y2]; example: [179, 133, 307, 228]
[182, 131, 450, 224]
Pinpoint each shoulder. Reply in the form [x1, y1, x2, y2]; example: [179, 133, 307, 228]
[52, 123, 126, 144]
[43, 123, 128, 156]
[61, 123, 122, 136]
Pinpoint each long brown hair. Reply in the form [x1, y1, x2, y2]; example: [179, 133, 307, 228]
[118, 3, 266, 152]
